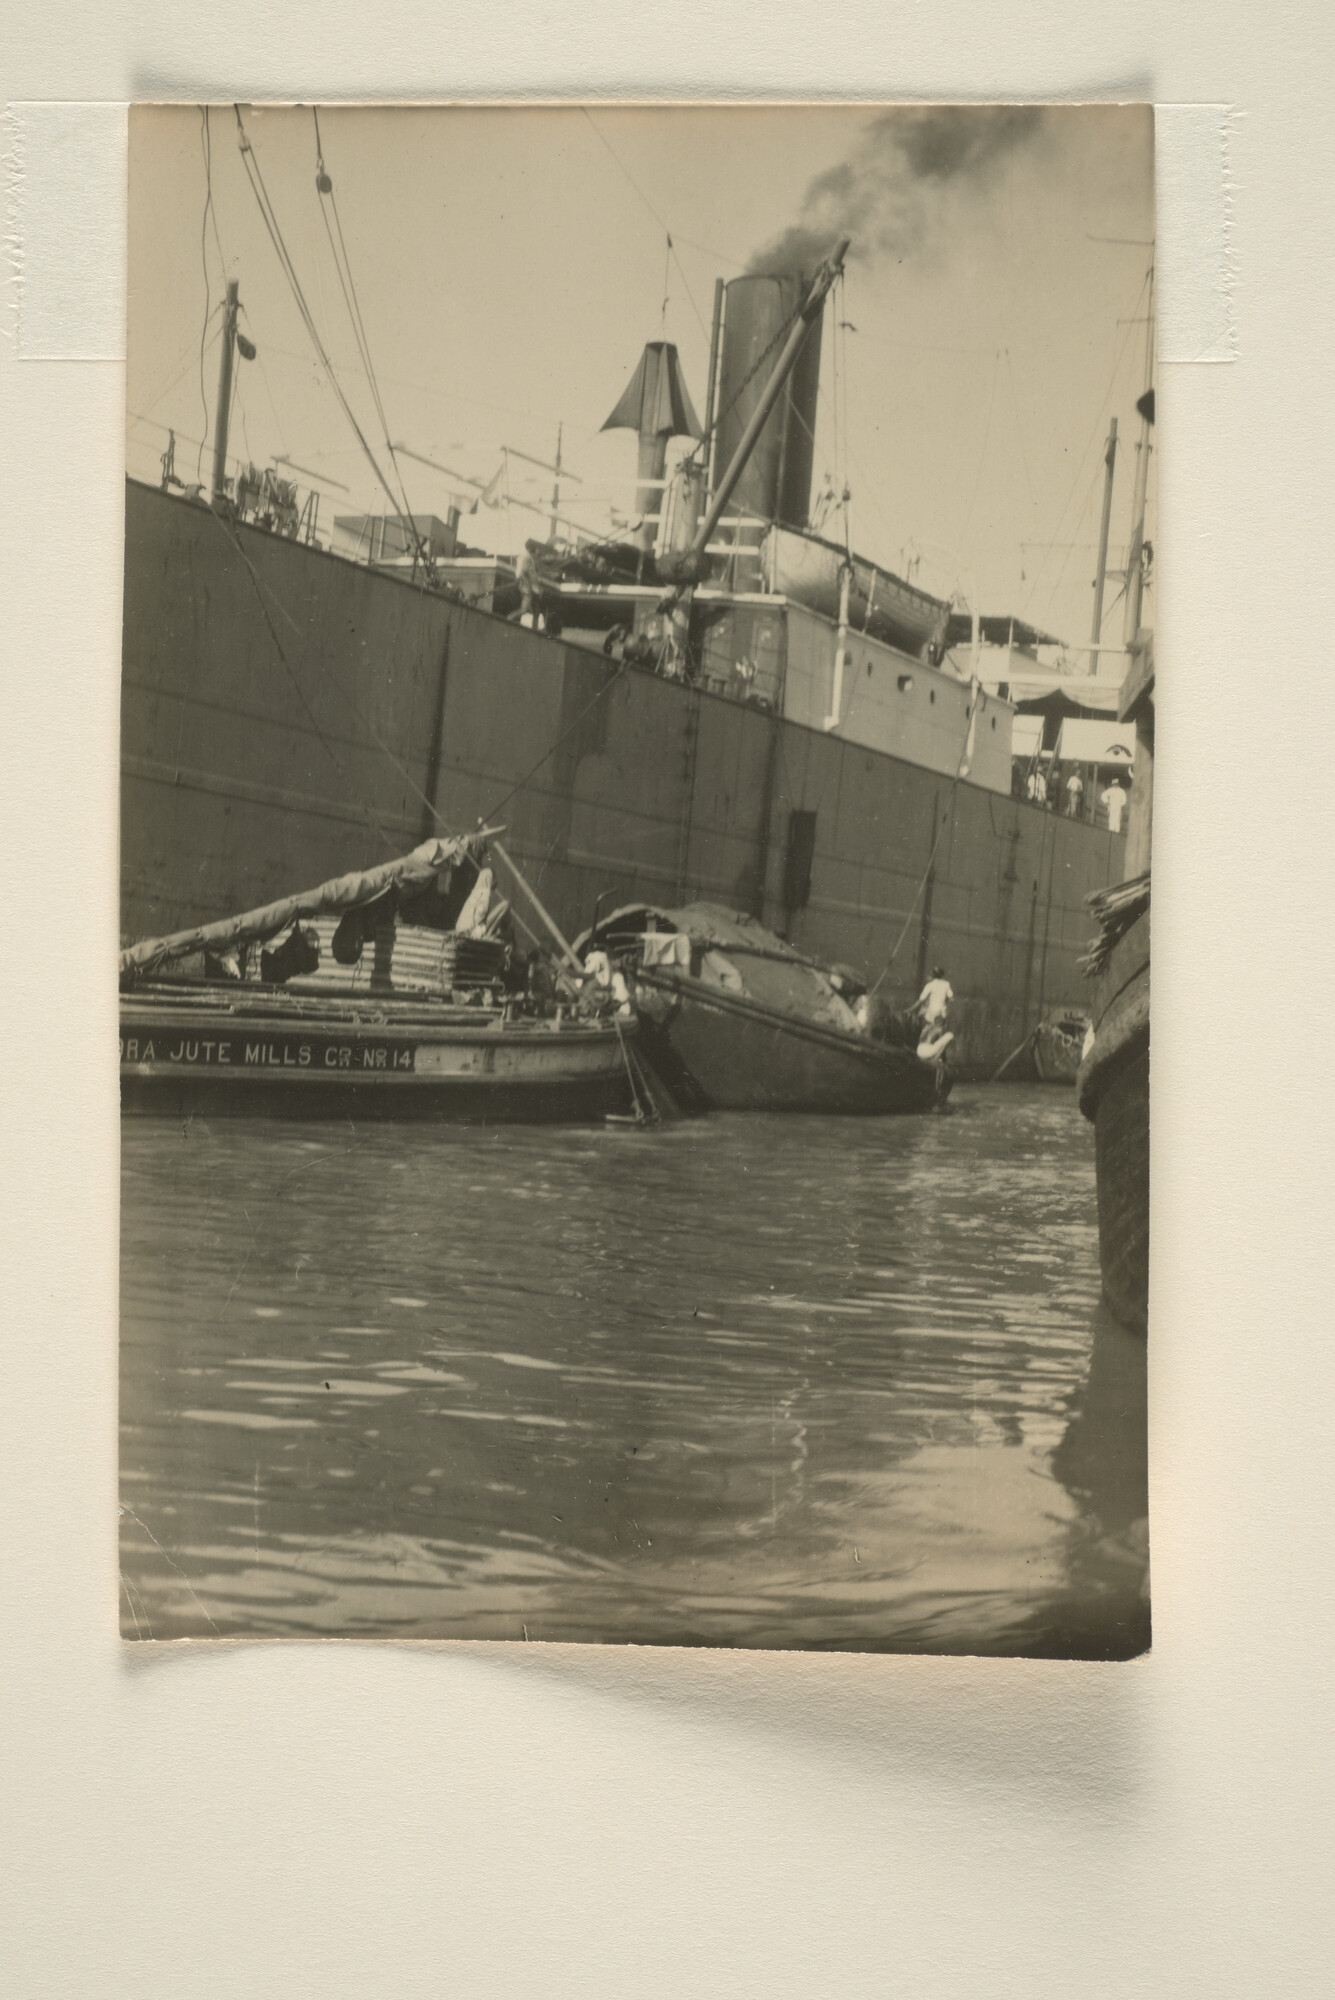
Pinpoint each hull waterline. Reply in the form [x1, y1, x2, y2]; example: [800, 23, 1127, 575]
[639, 969, 947, 1115]
[120, 986, 636, 1124]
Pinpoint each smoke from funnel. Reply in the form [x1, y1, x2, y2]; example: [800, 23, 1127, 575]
[749, 105, 1046, 275]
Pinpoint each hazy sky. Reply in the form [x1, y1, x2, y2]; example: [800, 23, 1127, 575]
[127, 103, 1154, 650]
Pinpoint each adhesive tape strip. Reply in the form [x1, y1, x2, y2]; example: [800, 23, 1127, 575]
[10, 101, 127, 360]
[1155, 103, 1237, 365]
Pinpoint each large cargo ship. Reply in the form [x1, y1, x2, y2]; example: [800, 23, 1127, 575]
[121, 252, 1128, 1076]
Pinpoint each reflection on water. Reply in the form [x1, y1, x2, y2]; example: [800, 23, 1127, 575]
[120, 1085, 1148, 1655]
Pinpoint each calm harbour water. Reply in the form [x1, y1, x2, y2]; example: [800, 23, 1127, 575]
[120, 1085, 1148, 1655]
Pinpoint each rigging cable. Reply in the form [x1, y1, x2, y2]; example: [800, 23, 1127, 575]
[1020, 263, 1150, 624]
[246, 318, 290, 457]
[310, 109, 426, 557]
[1039, 262, 1152, 635]
[207, 507, 401, 854]
[201, 107, 227, 274]
[480, 660, 631, 827]
[867, 672, 989, 997]
[206, 503, 495, 845]
[196, 107, 218, 483]
[580, 109, 711, 343]
[133, 312, 222, 429]
[232, 105, 425, 571]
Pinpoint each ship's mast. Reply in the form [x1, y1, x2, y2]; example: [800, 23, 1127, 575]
[703, 278, 725, 507]
[1089, 415, 1118, 664]
[211, 279, 240, 509]
[548, 424, 563, 542]
[1122, 262, 1156, 645]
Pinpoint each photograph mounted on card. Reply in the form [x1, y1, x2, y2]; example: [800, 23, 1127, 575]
[119, 104, 1153, 1653]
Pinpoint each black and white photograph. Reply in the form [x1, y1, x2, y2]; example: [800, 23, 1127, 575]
[118, 101, 1154, 1654]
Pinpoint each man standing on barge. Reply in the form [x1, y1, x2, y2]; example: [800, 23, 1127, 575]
[917, 966, 953, 1034]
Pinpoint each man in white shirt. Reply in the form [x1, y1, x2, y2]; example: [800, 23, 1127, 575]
[917, 966, 953, 1030]
[1102, 782, 1127, 834]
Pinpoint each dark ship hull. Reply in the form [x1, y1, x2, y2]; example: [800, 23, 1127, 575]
[1032, 1008, 1093, 1084]
[121, 479, 1126, 1076]
[1078, 910, 1150, 1332]
[636, 971, 945, 1114]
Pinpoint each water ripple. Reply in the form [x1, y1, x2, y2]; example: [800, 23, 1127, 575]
[121, 1085, 1147, 1654]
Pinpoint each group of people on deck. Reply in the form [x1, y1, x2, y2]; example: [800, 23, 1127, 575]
[1061, 769, 1129, 832]
[1024, 763, 1128, 832]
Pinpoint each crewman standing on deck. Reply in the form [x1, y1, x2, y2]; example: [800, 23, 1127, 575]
[917, 966, 954, 1033]
[1101, 779, 1128, 834]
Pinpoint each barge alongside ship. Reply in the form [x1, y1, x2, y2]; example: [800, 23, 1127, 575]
[577, 902, 948, 1115]
[121, 231, 1131, 1081]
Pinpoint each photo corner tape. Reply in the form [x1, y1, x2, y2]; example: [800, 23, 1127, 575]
[9, 101, 127, 360]
[1155, 102, 1237, 365]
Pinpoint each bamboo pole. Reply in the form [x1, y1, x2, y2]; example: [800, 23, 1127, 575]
[489, 842, 583, 971]
[990, 1032, 1037, 1083]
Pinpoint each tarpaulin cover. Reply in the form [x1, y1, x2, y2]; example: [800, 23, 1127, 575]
[1056, 717, 1138, 765]
[580, 902, 861, 1035]
[120, 834, 483, 979]
[640, 932, 691, 971]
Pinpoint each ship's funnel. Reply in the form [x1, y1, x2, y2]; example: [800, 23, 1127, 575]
[603, 342, 701, 552]
[714, 272, 823, 532]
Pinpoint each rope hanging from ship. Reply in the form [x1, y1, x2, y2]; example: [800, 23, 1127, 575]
[478, 659, 633, 827]
[209, 484, 633, 857]
[208, 500, 489, 855]
[193, 156, 839, 895]
[867, 672, 987, 997]
[207, 507, 403, 855]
